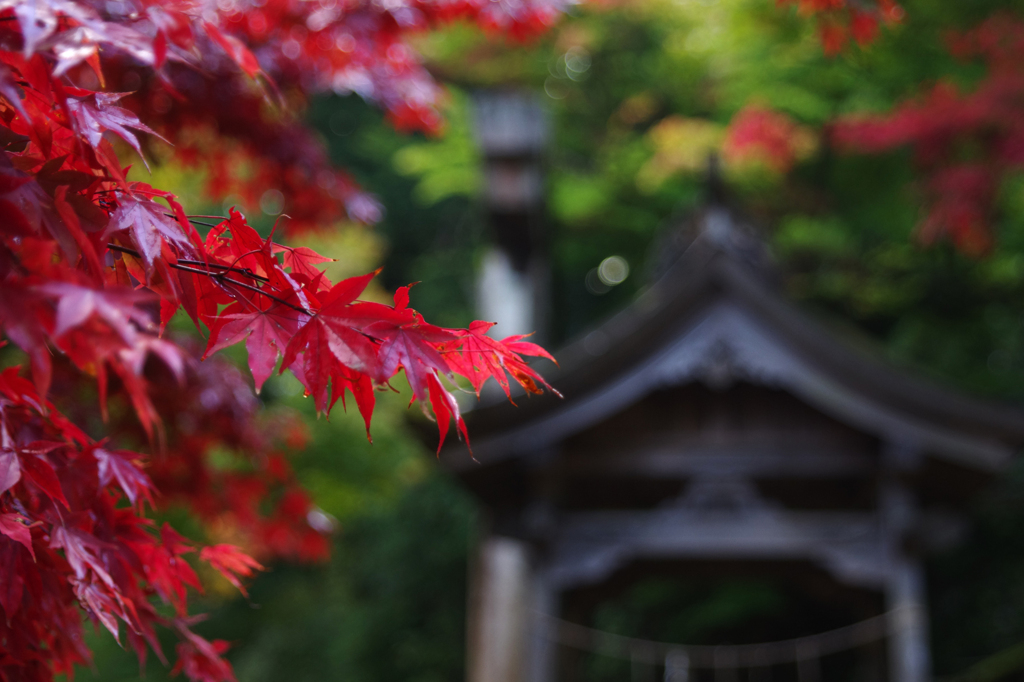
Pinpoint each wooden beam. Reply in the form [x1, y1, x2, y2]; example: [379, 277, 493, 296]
[542, 507, 889, 590]
[558, 444, 873, 479]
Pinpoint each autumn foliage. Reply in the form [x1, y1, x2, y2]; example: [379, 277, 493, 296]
[833, 15, 1024, 255]
[0, 1, 566, 681]
[723, 105, 817, 175]
[776, 0, 904, 55]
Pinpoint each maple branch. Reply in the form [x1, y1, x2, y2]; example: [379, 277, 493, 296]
[226, 249, 265, 273]
[107, 243, 309, 314]
[171, 263, 313, 316]
[162, 213, 220, 229]
[106, 244, 271, 283]
[92, 188, 167, 197]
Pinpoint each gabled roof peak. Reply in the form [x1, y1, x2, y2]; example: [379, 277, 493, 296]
[648, 170, 776, 286]
[692, 206, 775, 278]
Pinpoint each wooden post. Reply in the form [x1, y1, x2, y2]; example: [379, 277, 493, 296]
[886, 557, 931, 682]
[664, 650, 690, 682]
[468, 536, 532, 682]
[472, 90, 549, 342]
[527, 571, 559, 682]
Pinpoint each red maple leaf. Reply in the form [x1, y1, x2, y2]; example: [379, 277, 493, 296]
[39, 282, 155, 344]
[135, 525, 202, 615]
[205, 301, 307, 393]
[0, 513, 35, 561]
[273, 244, 337, 284]
[329, 362, 376, 438]
[20, 446, 70, 509]
[427, 373, 469, 454]
[199, 544, 263, 597]
[278, 270, 382, 412]
[0, 63, 28, 119]
[280, 317, 377, 413]
[0, 538, 27, 619]
[357, 287, 456, 401]
[95, 448, 155, 509]
[67, 91, 167, 169]
[50, 525, 117, 590]
[203, 22, 262, 79]
[171, 627, 236, 682]
[0, 3, 562, 679]
[105, 195, 196, 271]
[0, 444, 21, 495]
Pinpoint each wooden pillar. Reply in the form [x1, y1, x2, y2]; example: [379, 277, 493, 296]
[527, 572, 559, 682]
[882, 442, 931, 682]
[886, 556, 930, 682]
[468, 536, 532, 682]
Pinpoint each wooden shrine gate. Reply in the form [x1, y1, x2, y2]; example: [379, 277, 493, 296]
[440, 203, 1024, 682]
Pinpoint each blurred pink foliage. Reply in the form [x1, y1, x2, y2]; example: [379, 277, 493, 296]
[723, 105, 815, 174]
[776, 0, 903, 55]
[833, 15, 1024, 254]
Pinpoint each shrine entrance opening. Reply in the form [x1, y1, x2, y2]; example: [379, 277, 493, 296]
[442, 203, 1024, 682]
[555, 559, 888, 682]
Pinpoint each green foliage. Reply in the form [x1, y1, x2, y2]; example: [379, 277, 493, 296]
[224, 474, 474, 682]
[589, 579, 787, 645]
[931, 459, 1024, 675]
[578, 580, 786, 682]
[392, 91, 482, 206]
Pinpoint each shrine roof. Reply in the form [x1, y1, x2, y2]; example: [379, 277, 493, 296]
[441, 204, 1024, 474]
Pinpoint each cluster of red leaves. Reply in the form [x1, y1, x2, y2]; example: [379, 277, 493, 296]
[0, 2, 560, 681]
[147, 364, 331, 565]
[0, 364, 261, 682]
[180, 210, 557, 452]
[722, 104, 815, 175]
[777, 0, 903, 55]
[832, 15, 1024, 255]
[47, 343, 331, 565]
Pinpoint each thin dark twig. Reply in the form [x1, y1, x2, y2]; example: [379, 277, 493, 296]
[162, 212, 220, 229]
[170, 264, 312, 316]
[106, 243, 145, 258]
[179, 259, 270, 283]
[91, 187, 164, 196]
[107, 243, 271, 283]
[227, 248, 265, 272]
[169, 263, 379, 346]
[106, 246, 396, 342]
[196, 267, 277, 317]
